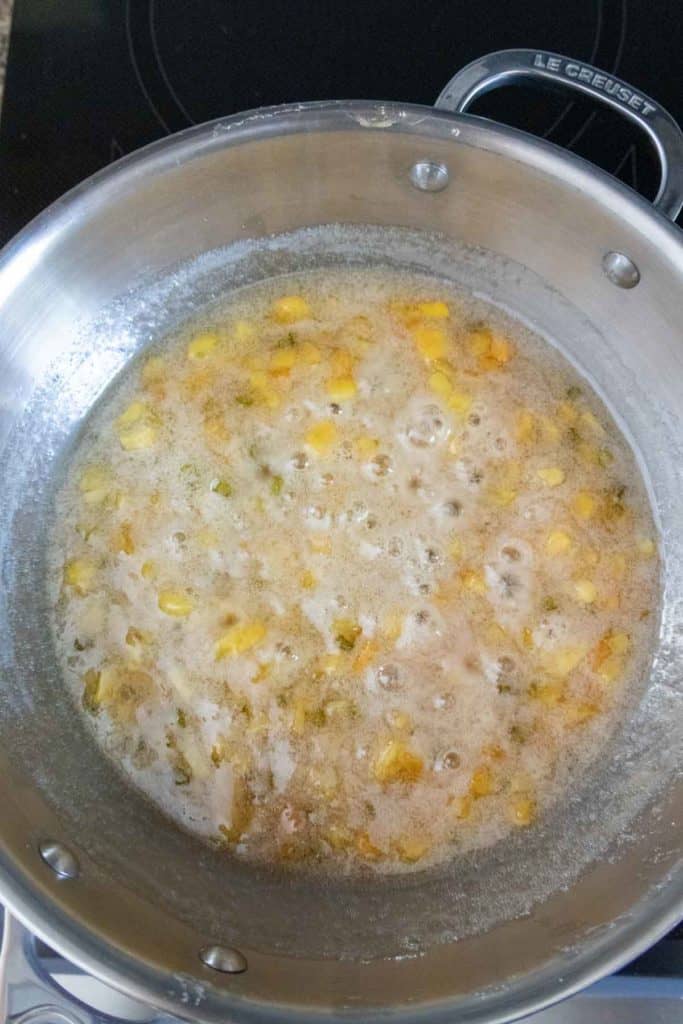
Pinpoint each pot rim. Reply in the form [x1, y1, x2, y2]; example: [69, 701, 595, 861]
[0, 98, 681, 1023]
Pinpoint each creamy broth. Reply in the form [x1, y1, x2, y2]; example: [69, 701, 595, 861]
[49, 270, 659, 873]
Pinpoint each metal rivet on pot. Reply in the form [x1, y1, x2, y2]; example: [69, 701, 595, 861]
[39, 840, 80, 879]
[602, 251, 640, 289]
[409, 160, 449, 192]
[199, 944, 247, 974]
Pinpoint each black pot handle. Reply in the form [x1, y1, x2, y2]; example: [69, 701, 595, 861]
[435, 49, 683, 222]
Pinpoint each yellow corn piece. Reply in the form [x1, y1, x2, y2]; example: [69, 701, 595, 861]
[382, 610, 404, 642]
[333, 618, 362, 651]
[460, 567, 486, 595]
[271, 295, 310, 324]
[592, 631, 630, 682]
[140, 560, 157, 580]
[352, 640, 378, 673]
[300, 569, 316, 589]
[318, 652, 341, 675]
[298, 340, 322, 365]
[326, 824, 353, 850]
[451, 794, 472, 820]
[215, 619, 266, 659]
[309, 534, 332, 555]
[541, 645, 587, 676]
[417, 300, 449, 319]
[510, 796, 536, 826]
[412, 324, 447, 361]
[563, 701, 599, 726]
[112, 521, 135, 555]
[116, 402, 157, 451]
[269, 347, 298, 373]
[557, 401, 578, 425]
[117, 401, 146, 429]
[573, 578, 597, 604]
[449, 537, 463, 560]
[187, 332, 218, 360]
[355, 830, 382, 861]
[522, 626, 534, 649]
[537, 467, 565, 487]
[637, 536, 656, 558]
[467, 329, 491, 358]
[447, 390, 473, 417]
[516, 408, 536, 444]
[580, 410, 604, 435]
[470, 765, 493, 798]
[396, 837, 430, 863]
[158, 590, 193, 617]
[428, 370, 453, 398]
[233, 319, 256, 343]
[64, 558, 96, 595]
[573, 491, 597, 519]
[546, 529, 572, 556]
[354, 435, 379, 458]
[529, 680, 564, 707]
[326, 376, 357, 401]
[305, 419, 337, 454]
[79, 465, 111, 506]
[373, 739, 423, 784]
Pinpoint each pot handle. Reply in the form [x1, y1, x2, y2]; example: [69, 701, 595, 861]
[434, 48, 683, 222]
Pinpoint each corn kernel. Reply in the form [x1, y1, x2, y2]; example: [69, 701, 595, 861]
[489, 335, 512, 364]
[448, 391, 473, 417]
[510, 796, 536, 826]
[211, 478, 233, 498]
[563, 701, 599, 726]
[305, 420, 338, 454]
[537, 466, 565, 487]
[354, 435, 379, 458]
[529, 680, 564, 707]
[326, 824, 353, 850]
[64, 558, 96, 595]
[271, 295, 310, 324]
[79, 465, 111, 506]
[470, 765, 493, 798]
[300, 569, 316, 589]
[522, 626, 533, 649]
[112, 521, 134, 555]
[140, 560, 157, 580]
[117, 401, 146, 429]
[460, 567, 486, 595]
[428, 370, 453, 397]
[516, 409, 536, 443]
[158, 590, 193, 617]
[449, 537, 463, 559]
[187, 332, 218, 360]
[233, 319, 256, 343]
[546, 529, 572, 556]
[382, 610, 404, 641]
[397, 837, 430, 863]
[467, 329, 491, 358]
[333, 618, 362, 651]
[355, 830, 382, 860]
[573, 578, 597, 604]
[330, 347, 353, 375]
[417, 300, 449, 319]
[637, 536, 656, 558]
[119, 422, 157, 451]
[269, 347, 298, 372]
[319, 652, 341, 675]
[580, 410, 604, 435]
[373, 739, 423, 784]
[298, 340, 322, 365]
[573, 491, 597, 519]
[215, 619, 266, 659]
[353, 640, 378, 672]
[412, 324, 447, 360]
[542, 646, 587, 675]
[326, 376, 357, 401]
[451, 794, 472, 820]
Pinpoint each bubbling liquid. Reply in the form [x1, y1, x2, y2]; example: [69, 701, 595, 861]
[49, 270, 659, 873]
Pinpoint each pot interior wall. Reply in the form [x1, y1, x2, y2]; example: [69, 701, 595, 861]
[0, 112, 681, 1018]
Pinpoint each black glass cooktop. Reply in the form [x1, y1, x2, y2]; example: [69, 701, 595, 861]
[1, 0, 682, 243]
[0, 0, 681, 977]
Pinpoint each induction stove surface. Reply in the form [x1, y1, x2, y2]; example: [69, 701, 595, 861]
[0, 0, 681, 1015]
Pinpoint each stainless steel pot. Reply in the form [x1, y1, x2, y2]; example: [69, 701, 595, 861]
[0, 49, 681, 1024]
